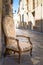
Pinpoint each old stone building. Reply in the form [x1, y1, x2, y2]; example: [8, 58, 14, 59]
[28, 0, 43, 32]
[18, 0, 29, 29]
[18, 0, 43, 32]
[27, 0, 43, 32]
[18, 0, 36, 29]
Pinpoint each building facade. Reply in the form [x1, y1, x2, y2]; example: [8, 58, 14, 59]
[18, 0, 29, 29]
[18, 0, 43, 32]
[18, 0, 35, 29]
[28, 0, 43, 32]
[27, 0, 43, 32]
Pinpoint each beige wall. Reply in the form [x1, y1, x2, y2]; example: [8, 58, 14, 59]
[0, 0, 2, 57]
[28, 0, 33, 11]
[35, 0, 43, 32]
[28, 0, 43, 32]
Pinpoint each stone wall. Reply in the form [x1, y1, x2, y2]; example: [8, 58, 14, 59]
[0, 0, 13, 57]
[0, 0, 2, 57]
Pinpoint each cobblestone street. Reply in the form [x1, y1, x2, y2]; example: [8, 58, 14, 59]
[0, 29, 43, 65]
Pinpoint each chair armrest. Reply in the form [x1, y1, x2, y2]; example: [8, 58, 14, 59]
[7, 36, 21, 50]
[7, 36, 19, 41]
[16, 35, 30, 39]
[16, 35, 32, 45]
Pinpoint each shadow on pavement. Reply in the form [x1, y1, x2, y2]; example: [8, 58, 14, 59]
[2, 54, 33, 65]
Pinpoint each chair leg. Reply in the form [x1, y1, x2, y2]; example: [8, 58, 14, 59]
[19, 52, 21, 64]
[4, 48, 10, 57]
[30, 48, 32, 56]
[4, 48, 7, 57]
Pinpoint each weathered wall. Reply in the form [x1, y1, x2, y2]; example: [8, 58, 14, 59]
[0, 0, 2, 57]
[0, 0, 14, 57]
[1, 0, 15, 56]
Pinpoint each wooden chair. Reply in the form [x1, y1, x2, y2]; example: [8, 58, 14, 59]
[3, 16, 32, 63]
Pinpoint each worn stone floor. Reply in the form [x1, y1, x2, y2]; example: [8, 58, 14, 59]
[0, 29, 43, 65]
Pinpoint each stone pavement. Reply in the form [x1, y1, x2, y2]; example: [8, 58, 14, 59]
[0, 29, 43, 65]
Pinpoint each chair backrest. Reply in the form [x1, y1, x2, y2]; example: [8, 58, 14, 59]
[3, 16, 16, 38]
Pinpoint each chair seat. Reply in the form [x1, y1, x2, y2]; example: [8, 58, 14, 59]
[6, 38, 32, 51]
[19, 41, 32, 51]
